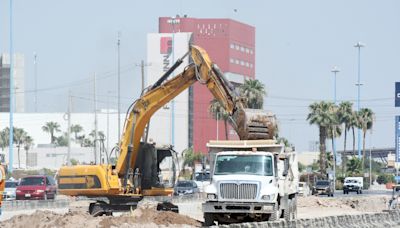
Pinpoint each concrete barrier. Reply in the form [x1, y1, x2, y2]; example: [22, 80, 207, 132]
[216, 211, 400, 228]
[2, 199, 69, 211]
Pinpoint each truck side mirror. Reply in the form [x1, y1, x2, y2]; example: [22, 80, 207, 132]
[282, 159, 289, 177]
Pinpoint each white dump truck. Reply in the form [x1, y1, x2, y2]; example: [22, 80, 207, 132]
[202, 140, 299, 225]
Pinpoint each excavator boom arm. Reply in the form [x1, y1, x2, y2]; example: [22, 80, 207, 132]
[115, 45, 276, 178]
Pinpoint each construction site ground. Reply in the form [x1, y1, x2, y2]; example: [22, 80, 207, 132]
[0, 187, 399, 228]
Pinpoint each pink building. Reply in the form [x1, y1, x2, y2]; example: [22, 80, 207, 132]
[159, 16, 255, 153]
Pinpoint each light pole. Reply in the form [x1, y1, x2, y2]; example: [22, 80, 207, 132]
[167, 17, 179, 146]
[354, 42, 365, 159]
[331, 66, 340, 191]
[34, 52, 38, 112]
[117, 32, 121, 146]
[9, 0, 14, 173]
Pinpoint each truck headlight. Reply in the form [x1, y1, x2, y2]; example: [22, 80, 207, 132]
[207, 194, 217, 200]
[36, 190, 45, 193]
[262, 194, 275, 201]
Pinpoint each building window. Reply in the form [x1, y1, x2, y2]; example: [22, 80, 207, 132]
[250, 49, 253, 55]
[240, 61, 244, 66]
[235, 45, 240, 50]
[235, 59, 239, 64]
[240, 47, 245, 52]
[246, 62, 249, 67]
[230, 43, 234, 49]
[250, 63, 253, 68]
[246, 48, 250, 54]
[230, 58, 234, 63]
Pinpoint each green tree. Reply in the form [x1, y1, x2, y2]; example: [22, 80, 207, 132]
[42, 121, 61, 144]
[348, 111, 359, 156]
[346, 157, 363, 175]
[182, 147, 204, 169]
[307, 101, 336, 175]
[239, 79, 266, 109]
[326, 104, 342, 170]
[56, 132, 69, 147]
[338, 101, 354, 173]
[23, 135, 34, 168]
[208, 99, 230, 139]
[70, 124, 83, 140]
[14, 128, 28, 169]
[0, 128, 10, 151]
[356, 108, 374, 169]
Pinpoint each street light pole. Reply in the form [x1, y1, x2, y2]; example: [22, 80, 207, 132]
[354, 42, 365, 159]
[34, 53, 38, 112]
[331, 66, 340, 191]
[117, 32, 121, 146]
[9, 0, 14, 173]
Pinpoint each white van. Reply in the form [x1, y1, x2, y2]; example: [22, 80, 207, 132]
[343, 177, 363, 194]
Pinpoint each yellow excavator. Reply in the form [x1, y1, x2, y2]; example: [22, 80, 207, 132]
[0, 155, 6, 216]
[57, 45, 276, 216]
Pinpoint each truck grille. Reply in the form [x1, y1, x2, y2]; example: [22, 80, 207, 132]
[220, 183, 257, 200]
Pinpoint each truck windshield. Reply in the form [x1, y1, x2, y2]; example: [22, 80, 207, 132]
[214, 155, 273, 176]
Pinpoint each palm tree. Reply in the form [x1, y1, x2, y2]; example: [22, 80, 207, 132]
[338, 101, 354, 173]
[346, 157, 363, 175]
[239, 79, 266, 109]
[209, 99, 230, 139]
[14, 128, 27, 168]
[0, 128, 9, 151]
[70, 124, 83, 140]
[42, 121, 61, 144]
[356, 108, 374, 169]
[327, 104, 342, 155]
[307, 101, 336, 176]
[23, 135, 34, 168]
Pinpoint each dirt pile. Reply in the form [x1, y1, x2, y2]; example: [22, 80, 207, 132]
[0, 204, 201, 228]
[0, 210, 102, 228]
[298, 195, 389, 212]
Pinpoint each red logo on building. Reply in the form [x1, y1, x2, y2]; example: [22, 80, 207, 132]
[160, 37, 172, 54]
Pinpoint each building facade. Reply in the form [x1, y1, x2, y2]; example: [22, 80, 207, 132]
[0, 53, 25, 112]
[158, 16, 256, 153]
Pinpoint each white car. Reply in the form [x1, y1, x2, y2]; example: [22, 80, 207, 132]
[298, 182, 311, 196]
[3, 180, 18, 200]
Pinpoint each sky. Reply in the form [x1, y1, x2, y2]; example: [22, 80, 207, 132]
[0, 0, 399, 152]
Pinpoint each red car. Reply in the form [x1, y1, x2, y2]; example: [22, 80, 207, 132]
[16, 175, 57, 200]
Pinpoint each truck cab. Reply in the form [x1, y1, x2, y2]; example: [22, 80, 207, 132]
[202, 140, 298, 225]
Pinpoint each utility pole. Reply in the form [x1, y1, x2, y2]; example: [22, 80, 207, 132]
[136, 60, 151, 93]
[34, 53, 38, 112]
[331, 66, 340, 192]
[117, 32, 121, 145]
[94, 73, 98, 164]
[67, 90, 71, 166]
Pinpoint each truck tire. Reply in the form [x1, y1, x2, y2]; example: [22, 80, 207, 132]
[269, 202, 280, 221]
[291, 197, 297, 220]
[283, 199, 291, 221]
[204, 213, 215, 226]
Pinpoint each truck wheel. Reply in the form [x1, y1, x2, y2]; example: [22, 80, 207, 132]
[360, 190, 362, 194]
[283, 199, 292, 221]
[269, 203, 280, 221]
[203, 213, 215, 226]
[291, 197, 297, 220]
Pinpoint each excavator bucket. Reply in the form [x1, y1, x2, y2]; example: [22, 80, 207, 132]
[233, 109, 277, 140]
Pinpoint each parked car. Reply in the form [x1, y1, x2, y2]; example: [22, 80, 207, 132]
[173, 180, 199, 196]
[312, 180, 334, 197]
[3, 180, 18, 200]
[16, 175, 57, 200]
[298, 181, 311, 196]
